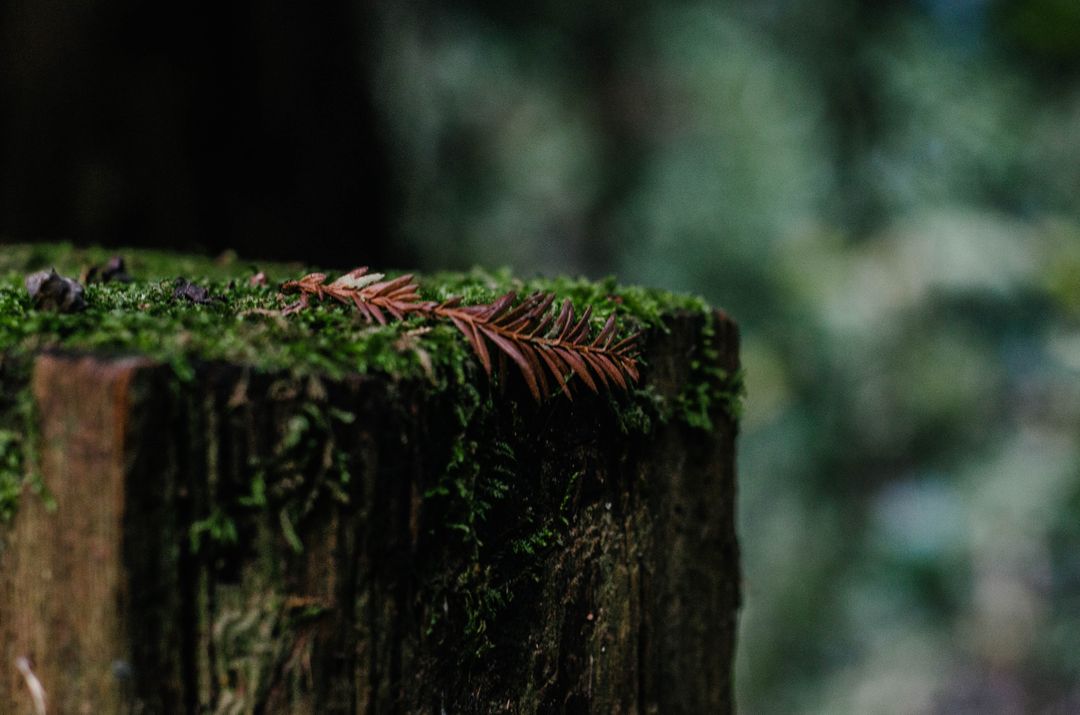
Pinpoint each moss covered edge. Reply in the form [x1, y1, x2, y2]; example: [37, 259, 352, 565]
[0, 242, 743, 525]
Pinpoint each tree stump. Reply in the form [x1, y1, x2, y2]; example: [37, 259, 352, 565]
[0, 245, 740, 713]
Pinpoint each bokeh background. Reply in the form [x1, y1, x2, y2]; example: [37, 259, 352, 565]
[4, 0, 1080, 711]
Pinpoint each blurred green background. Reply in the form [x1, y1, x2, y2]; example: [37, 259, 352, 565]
[371, 2, 1080, 712]
[5, 0, 1080, 711]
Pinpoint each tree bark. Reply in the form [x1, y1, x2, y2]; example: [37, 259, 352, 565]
[0, 311, 739, 714]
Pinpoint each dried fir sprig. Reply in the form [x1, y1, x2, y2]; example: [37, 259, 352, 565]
[433, 291, 640, 401]
[281, 268, 423, 323]
[281, 268, 641, 401]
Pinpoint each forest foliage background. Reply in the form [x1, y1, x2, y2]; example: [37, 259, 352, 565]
[376, 5, 1080, 709]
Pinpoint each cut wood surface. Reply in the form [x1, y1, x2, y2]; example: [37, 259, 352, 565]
[0, 245, 740, 713]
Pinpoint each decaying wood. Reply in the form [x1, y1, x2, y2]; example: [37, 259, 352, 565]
[0, 311, 739, 714]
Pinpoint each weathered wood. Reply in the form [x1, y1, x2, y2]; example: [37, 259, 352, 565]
[0, 310, 739, 713]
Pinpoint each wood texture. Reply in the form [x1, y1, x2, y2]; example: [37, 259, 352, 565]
[1, 355, 159, 713]
[0, 311, 739, 714]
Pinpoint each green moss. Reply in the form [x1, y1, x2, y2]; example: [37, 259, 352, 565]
[420, 379, 506, 657]
[0, 243, 739, 536]
[0, 242, 301, 286]
[0, 245, 702, 383]
[0, 244, 743, 703]
[189, 507, 240, 553]
[424, 268, 711, 333]
[0, 356, 51, 528]
[675, 311, 746, 431]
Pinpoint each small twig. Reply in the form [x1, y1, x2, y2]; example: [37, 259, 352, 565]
[15, 656, 46, 715]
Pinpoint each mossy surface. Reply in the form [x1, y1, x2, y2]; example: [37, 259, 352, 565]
[0, 244, 742, 710]
[0, 242, 706, 380]
[0, 243, 740, 534]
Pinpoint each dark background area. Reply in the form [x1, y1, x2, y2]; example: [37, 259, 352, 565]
[5, 0, 1080, 272]
[0, 0, 395, 266]
[5, 1, 1080, 712]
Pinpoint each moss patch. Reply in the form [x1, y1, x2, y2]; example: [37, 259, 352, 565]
[0, 354, 51, 528]
[1, 244, 704, 380]
[0, 244, 743, 709]
[0, 243, 738, 527]
[676, 311, 746, 431]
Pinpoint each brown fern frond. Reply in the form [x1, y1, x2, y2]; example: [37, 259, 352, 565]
[280, 269, 641, 401]
[281, 268, 428, 322]
[433, 291, 640, 402]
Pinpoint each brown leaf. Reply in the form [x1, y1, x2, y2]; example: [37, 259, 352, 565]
[536, 346, 573, 400]
[592, 314, 617, 348]
[554, 299, 574, 341]
[485, 292, 516, 320]
[592, 352, 628, 390]
[480, 325, 541, 401]
[520, 342, 549, 396]
[553, 346, 599, 393]
[567, 305, 593, 343]
[450, 316, 491, 375]
[582, 351, 610, 389]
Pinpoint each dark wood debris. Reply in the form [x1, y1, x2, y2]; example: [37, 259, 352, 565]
[172, 278, 217, 305]
[24, 269, 86, 312]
